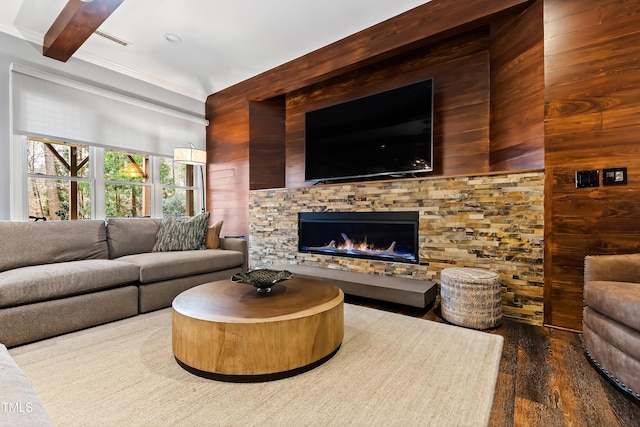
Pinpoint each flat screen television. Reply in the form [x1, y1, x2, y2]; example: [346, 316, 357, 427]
[304, 78, 434, 182]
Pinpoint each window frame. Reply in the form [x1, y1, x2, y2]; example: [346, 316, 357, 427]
[14, 137, 203, 220]
[103, 149, 152, 218]
[160, 156, 200, 217]
[25, 138, 93, 220]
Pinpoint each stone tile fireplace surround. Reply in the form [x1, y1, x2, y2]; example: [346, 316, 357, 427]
[249, 171, 544, 326]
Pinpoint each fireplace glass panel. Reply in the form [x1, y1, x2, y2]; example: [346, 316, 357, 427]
[298, 212, 418, 264]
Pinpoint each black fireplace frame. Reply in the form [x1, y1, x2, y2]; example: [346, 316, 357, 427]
[298, 211, 419, 264]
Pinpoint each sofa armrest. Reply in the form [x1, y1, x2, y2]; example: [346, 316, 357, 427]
[0, 345, 53, 426]
[585, 253, 640, 284]
[218, 238, 248, 272]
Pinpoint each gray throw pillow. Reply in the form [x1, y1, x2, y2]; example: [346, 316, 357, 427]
[152, 212, 210, 252]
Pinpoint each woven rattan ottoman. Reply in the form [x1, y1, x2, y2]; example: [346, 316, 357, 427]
[440, 267, 502, 329]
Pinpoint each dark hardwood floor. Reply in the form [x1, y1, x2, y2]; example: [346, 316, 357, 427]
[344, 295, 640, 427]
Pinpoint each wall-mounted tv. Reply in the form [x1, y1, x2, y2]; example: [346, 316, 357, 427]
[304, 78, 434, 182]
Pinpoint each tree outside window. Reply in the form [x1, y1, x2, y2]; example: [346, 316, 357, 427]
[26, 137, 199, 220]
[104, 150, 150, 217]
[27, 138, 91, 220]
[161, 157, 196, 216]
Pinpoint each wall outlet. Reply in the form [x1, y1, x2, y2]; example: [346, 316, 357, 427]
[603, 167, 627, 186]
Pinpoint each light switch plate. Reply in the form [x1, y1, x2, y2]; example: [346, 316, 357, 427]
[575, 170, 599, 188]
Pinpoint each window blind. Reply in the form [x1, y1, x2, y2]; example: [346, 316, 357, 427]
[11, 63, 207, 156]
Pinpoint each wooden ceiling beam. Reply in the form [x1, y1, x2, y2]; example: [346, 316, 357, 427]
[43, 0, 124, 62]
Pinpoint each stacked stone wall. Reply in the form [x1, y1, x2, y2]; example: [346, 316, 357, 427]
[249, 171, 544, 325]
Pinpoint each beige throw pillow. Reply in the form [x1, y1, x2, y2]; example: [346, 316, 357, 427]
[205, 220, 224, 249]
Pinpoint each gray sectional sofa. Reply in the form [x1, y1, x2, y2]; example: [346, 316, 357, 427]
[0, 217, 247, 348]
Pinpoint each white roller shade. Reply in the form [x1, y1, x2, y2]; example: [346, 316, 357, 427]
[11, 63, 207, 156]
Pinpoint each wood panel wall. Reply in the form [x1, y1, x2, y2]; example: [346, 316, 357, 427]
[490, 0, 544, 171]
[206, 0, 538, 237]
[249, 96, 286, 190]
[206, 94, 250, 236]
[543, 0, 640, 330]
[285, 29, 492, 188]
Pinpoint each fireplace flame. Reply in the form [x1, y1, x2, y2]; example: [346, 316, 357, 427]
[309, 233, 404, 258]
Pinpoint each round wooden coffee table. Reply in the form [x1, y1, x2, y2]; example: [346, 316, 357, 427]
[172, 276, 344, 382]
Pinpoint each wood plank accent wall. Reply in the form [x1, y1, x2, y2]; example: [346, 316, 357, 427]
[285, 29, 492, 188]
[249, 96, 286, 190]
[543, 0, 640, 330]
[206, 0, 538, 237]
[206, 95, 250, 236]
[490, 0, 544, 171]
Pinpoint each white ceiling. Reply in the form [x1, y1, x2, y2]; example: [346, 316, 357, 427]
[1, 0, 429, 101]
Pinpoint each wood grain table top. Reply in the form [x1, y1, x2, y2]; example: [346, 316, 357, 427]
[172, 276, 343, 323]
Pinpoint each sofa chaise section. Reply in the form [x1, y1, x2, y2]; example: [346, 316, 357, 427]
[0, 220, 139, 347]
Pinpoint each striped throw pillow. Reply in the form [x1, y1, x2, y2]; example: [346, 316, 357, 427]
[152, 212, 210, 252]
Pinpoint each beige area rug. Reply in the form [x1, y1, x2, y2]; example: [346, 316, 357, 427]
[10, 304, 503, 427]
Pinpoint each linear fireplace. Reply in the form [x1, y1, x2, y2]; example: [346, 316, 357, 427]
[298, 211, 419, 264]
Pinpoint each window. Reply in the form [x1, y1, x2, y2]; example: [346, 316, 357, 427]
[25, 137, 201, 220]
[161, 157, 198, 216]
[27, 138, 91, 220]
[104, 150, 150, 218]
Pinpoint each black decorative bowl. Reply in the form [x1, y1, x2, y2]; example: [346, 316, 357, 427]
[231, 269, 293, 293]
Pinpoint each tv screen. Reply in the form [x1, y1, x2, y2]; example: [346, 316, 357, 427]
[304, 79, 434, 182]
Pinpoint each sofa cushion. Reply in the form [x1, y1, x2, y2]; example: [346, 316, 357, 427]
[0, 260, 140, 308]
[583, 320, 640, 399]
[106, 217, 162, 259]
[152, 213, 210, 252]
[585, 253, 640, 284]
[0, 220, 108, 273]
[583, 307, 640, 362]
[584, 280, 640, 331]
[205, 220, 223, 249]
[0, 344, 53, 426]
[116, 249, 244, 283]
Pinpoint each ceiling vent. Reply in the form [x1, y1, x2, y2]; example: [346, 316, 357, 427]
[94, 30, 131, 47]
